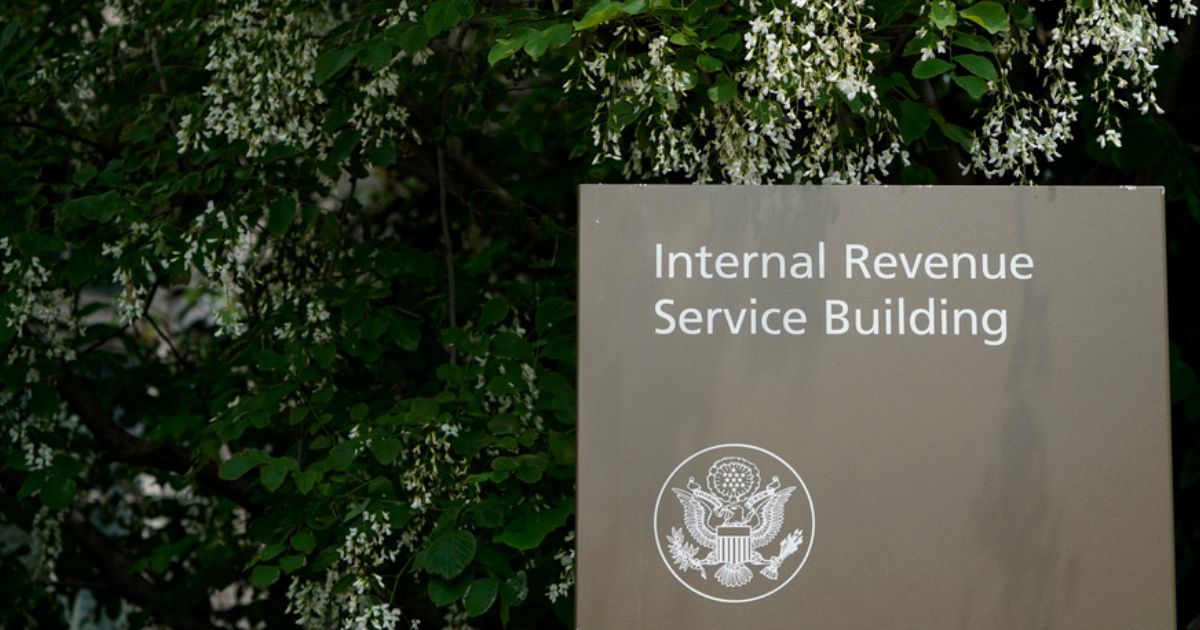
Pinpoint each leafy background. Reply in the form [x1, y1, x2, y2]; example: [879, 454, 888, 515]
[0, 0, 1198, 628]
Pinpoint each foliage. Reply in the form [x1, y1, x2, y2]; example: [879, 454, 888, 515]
[0, 0, 1198, 628]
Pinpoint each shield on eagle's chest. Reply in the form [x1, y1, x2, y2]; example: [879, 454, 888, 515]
[715, 525, 751, 565]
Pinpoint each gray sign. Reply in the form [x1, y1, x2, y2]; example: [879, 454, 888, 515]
[577, 186, 1174, 629]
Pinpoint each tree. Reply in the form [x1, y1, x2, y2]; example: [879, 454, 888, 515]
[1, 0, 1198, 627]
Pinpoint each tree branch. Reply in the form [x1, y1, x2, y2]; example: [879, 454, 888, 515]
[445, 148, 518, 210]
[0, 473, 212, 629]
[63, 509, 211, 630]
[55, 371, 261, 513]
[0, 120, 114, 157]
[436, 25, 470, 361]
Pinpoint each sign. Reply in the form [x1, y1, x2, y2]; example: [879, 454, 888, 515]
[577, 186, 1174, 628]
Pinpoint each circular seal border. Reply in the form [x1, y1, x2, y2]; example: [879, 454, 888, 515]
[652, 442, 815, 604]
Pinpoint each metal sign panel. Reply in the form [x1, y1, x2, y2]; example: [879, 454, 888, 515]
[577, 185, 1174, 629]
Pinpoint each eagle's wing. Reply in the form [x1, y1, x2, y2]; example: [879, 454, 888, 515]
[750, 487, 796, 549]
[672, 488, 717, 550]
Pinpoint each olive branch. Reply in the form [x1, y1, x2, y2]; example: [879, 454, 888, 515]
[666, 527, 707, 579]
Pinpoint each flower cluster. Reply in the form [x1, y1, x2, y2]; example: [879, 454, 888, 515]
[576, 0, 1193, 183]
[180, 0, 425, 169]
[287, 509, 405, 629]
[1047, 0, 1179, 144]
[737, 0, 904, 183]
[1, 238, 79, 383]
[30, 506, 64, 586]
[352, 5, 425, 154]
[578, 32, 707, 179]
[176, 201, 262, 337]
[2, 394, 81, 474]
[178, 0, 332, 157]
[398, 420, 471, 519]
[575, 0, 905, 183]
[102, 221, 157, 326]
[969, 1, 1193, 179]
[545, 531, 575, 604]
[966, 63, 1078, 180]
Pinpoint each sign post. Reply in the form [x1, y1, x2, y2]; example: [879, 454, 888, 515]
[577, 186, 1174, 628]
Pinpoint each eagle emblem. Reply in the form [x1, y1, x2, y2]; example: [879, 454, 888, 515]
[665, 456, 805, 588]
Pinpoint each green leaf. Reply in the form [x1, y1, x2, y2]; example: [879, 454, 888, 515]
[608, 99, 639, 130]
[515, 455, 549, 483]
[712, 32, 740, 51]
[953, 33, 994, 52]
[899, 100, 931, 145]
[369, 437, 403, 465]
[912, 58, 953, 80]
[573, 0, 623, 30]
[267, 197, 297, 236]
[41, 475, 76, 509]
[308, 546, 337, 573]
[549, 431, 576, 465]
[18, 470, 44, 499]
[536, 297, 573, 332]
[543, 23, 572, 48]
[219, 450, 269, 480]
[522, 29, 549, 59]
[428, 575, 471, 606]
[260, 457, 298, 492]
[31, 383, 59, 417]
[279, 555, 306, 574]
[0, 21, 18, 56]
[312, 343, 336, 369]
[326, 440, 358, 470]
[260, 543, 286, 562]
[620, 0, 647, 15]
[368, 144, 396, 166]
[903, 33, 936, 57]
[425, 0, 476, 36]
[62, 191, 125, 223]
[1011, 4, 1035, 29]
[256, 349, 289, 373]
[933, 114, 974, 152]
[343, 500, 369, 523]
[471, 501, 506, 528]
[465, 577, 499, 617]
[960, 1, 1009, 34]
[954, 54, 997, 81]
[497, 502, 571, 551]
[697, 54, 723, 72]
[425, 530, 477, 578]
[488, 37, 524, 66]
[251, 565, 281, 588]
[487, 413, 522, 435]
[362, 314, 389, 341]
[492, 332, 532, 360]
[389, 316, 421, 351]
[478, 297, 509, 329]
[395, 24, 432, 52]
[343, 298, 367, 325]
[315, 48, 356, 84]
[330, 128, 361, 165]
[359, 40, 393, 71]
[929, 2, 957, 29]
[73, 164, 97, 186]
[706, 75, 737, 104]
[291, 530, 317, 554]
[952, 74, 988, 99]
[294, 469, 321, 494]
